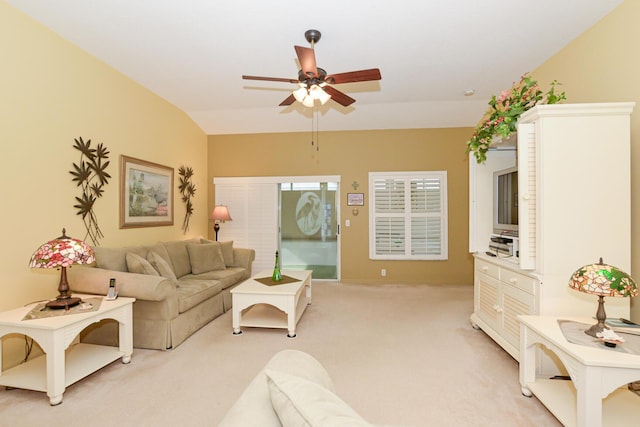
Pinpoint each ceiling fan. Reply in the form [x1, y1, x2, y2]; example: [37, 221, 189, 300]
[242, 29, 381, 107]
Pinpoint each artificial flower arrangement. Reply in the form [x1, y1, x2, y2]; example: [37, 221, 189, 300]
[466, 73, 566, 163]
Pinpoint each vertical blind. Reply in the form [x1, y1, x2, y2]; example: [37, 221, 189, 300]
[369, 171, 448, 260]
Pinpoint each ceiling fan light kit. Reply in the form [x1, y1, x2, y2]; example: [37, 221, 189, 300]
[242, 29, 381, 107]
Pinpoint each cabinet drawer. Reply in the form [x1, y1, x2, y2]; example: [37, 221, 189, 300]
[500, 269, 536, 295]
[476, 259, 499, 279]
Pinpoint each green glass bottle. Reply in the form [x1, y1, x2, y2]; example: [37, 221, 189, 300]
[272, 250, 282, 281]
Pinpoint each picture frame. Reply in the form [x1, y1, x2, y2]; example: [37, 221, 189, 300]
[347, 193, 364, 206]
[120, 155, 174, 228]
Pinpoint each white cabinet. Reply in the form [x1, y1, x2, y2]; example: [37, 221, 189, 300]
[469, 103, 635, 359]
[471, 255, 537, 359]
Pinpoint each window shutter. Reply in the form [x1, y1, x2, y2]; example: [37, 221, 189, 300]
[213, 180, 278, 273]
[370, 172, 447, 260]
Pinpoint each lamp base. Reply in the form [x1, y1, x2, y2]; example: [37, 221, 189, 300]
[584, 323, 608, 338]
[584, 295, 608, 338]
[46, 296, 82, 310]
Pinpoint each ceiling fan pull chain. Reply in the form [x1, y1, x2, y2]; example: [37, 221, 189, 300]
[311, 104, 315, 147]
[316, 106, 320, 151]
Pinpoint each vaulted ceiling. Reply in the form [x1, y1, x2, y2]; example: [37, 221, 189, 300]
[7, 0, 623, 134]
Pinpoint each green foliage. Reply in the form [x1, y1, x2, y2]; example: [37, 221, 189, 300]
[466, 74, 566, 163]
[69, 137, 110, 245]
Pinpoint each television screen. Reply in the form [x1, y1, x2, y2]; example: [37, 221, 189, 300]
[493, 167, 518, 235]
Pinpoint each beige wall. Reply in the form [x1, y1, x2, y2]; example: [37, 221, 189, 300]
[1, 3, 208, 366]
[208, 128, 474, 285]
[531, 0, 640, 321]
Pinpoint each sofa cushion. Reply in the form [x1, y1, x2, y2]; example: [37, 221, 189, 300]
[161, 240, 194, 278]
[126, 252, 159, 276]
[219, 241, 234, 266]
[201, 239, 235, 266]
[93, 246, 128, 272]
[182, 267, 248, 290]
[148, 251, 178, 282]
[125, 245, 149, 259]
[186, 243, 226, 274]
[265, 369, 372, 427]
[176, 279, 222, 313]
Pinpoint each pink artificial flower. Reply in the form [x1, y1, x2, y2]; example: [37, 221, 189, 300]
[497, 90, 509, 103]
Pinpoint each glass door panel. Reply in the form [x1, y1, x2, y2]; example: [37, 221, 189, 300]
[280, 182, 338, 279]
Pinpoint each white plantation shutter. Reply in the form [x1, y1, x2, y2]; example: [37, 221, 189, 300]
[370, 172, 448, 260]
[516, 123, 537, 270]
[213, 179, 278, 273]
[374, 178, 405, 256]
[410, 177, 443, 256]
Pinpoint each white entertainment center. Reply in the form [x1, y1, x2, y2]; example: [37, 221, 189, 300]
[469, 102, 635, 365]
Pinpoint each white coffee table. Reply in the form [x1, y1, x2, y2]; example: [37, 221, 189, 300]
[231, 270, 312, 337]
[0, 295, 134, 405]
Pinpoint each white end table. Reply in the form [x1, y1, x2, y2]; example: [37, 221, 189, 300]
[519, 315, 640, 427]
[231, 270, 312, 337]
[0, 295, 134, 405]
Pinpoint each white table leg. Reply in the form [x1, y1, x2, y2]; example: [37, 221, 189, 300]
[519, 323, 534, 397]
[286, 296, 296, 338]
[576, 367, 602, 427]
[47, 330, 65, 406]
[232, 298, 242, 335]
[119, 306, 133, 364]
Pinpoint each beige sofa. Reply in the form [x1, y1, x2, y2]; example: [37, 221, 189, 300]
[68, 238, 255, 350]
[219, 349, 404, 427]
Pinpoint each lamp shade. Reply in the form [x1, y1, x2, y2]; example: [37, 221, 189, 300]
[210, 205, 232, 222]
[568, 257, 638, 298]
[29, 229, 95, 269]
[29, 229, 95, 309]
[293, 85, 308, 103]
[302, 95, 315, 107]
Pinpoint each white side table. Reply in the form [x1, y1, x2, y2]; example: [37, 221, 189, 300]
[0, 295, 134, 405]
[519, 315, 640, 427]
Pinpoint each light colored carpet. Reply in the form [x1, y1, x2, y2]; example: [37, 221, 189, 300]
[0, 282, 560, 426]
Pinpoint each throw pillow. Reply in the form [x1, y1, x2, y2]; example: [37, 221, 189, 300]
[126, 252, 159, 276]
[147, 251, 177, 281]
[219, 240, 234, 266]
[186, 243, 226, 275]
[265, 369, 372, 427]
[93, 246, 128, 272]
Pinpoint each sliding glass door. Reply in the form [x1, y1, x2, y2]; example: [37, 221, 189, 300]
[279, 182, 338, 280]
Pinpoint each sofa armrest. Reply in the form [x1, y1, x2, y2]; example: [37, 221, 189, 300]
[68, 266, 176, 302]
[231, 248, 255, 275]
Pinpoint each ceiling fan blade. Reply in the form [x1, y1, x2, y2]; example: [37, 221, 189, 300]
[242, 75, 298, 83]
[325, 68, 382, 84]
[279, 94, 296, 106]
[295, 45, 317, 78]
[323, 86, 356, 107]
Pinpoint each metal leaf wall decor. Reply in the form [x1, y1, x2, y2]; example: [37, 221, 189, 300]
[69, 137, 110, 245]
[178, 165, 196, 233]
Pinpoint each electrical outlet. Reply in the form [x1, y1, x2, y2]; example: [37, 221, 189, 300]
[381, 268, 387, 277]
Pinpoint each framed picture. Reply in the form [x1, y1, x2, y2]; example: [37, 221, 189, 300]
[120, 155, 174, 228]
[347, 193, 364, 206]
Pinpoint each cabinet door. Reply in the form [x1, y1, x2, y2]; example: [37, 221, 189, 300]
[516, 122, 537, 270]
[501, 285, 535, 350]
[476, 273, 500, 331]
